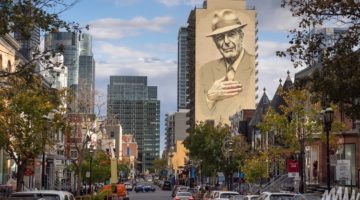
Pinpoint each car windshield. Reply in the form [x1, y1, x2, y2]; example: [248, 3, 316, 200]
[177, 192, 192, 196]
[220, 193, 239, 198]
[231, 195, 245, 200]
[270, 194, 295, 200]
[179, 187, 188, 192]
[42, 194, 61, 200]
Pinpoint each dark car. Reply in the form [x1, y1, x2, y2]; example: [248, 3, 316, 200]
[144, 184, 156, 192]
[134, 185, 145, 192]
[162, 181, 172, 191]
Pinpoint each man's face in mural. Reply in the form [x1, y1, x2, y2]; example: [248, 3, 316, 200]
[213, 28, 243, 62]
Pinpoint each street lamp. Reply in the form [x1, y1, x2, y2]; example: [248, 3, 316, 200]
[89, 145, 94, 195]
[223, 136, 234, 191]
[321, 107, 334, 191]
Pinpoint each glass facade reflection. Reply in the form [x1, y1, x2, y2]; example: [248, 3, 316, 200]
[107, 76, 160, 173]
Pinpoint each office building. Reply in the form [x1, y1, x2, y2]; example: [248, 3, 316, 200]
[45, 32, 95, 113]
[107, 76, 160, 173]
[164, 110, 189, 153]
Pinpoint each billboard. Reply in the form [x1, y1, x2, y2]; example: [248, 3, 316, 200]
[195, 0, 257, 124]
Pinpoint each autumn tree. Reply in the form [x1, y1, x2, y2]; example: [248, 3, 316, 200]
[153, 157, 167, 178]
[278, 0, 360, 121]
[63, 82, 105, 196]
[184, 122, 250, 188]
[0, 76, 65, 191]
[258, 89, 344, 192]
[242, 152, 269, 191]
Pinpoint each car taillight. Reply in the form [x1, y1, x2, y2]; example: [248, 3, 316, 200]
[175, 198, 180, 200]
[189, 197, 194, 200]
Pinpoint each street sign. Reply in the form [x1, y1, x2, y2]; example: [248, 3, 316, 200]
[288, 160, 299, 178]
[336, 160, 351, 181]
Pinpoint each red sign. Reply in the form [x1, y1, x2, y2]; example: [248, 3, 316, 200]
[24, 159, 35, 176]
[288, 160, 300, 173]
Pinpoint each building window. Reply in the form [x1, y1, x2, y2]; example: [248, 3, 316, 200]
[336, 144, 356, 186]
[0, 54, 2, 70]
[127, 147, 130, 156]
[70, 151, 77, 158]
[7, 60, 11, 72]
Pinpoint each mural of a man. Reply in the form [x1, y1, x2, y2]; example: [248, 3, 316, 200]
[198, 9, 255, 121]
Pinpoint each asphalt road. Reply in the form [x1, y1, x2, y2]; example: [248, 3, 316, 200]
[128, 188, 172, 200]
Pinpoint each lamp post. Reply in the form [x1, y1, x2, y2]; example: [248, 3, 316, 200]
[89, 145, 94, 195]
[224, 136, 234, 191]
[321, 107, 334, 191]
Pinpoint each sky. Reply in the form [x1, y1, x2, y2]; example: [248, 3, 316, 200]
[59, 0, 303, 153]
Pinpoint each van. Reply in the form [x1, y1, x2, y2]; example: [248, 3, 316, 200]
[10, 190, 75, 200]
[101, 184, 129, 200]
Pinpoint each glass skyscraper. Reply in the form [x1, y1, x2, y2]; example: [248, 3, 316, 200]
[177, 27, 189, 110]
[107, 76, 160, 173]
[45, 32, 95, 113]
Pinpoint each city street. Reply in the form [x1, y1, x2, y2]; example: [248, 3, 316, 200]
[128, 189, 172, 200]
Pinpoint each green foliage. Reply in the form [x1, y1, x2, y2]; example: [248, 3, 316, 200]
[0, 76, 65, 190]
[258, 89, 324, 153]
[242, 152, 269, 184]
[152, 157, 167, 174]
[184, 122, 249, 177]
[0, 0, 81, 38]
[278, 0, 360, 120]
[77, 150, 130, 183]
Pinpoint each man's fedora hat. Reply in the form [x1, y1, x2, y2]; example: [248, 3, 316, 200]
[207, 9, 247, 37]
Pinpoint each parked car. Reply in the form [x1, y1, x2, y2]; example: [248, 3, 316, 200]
[229, 195, 245, 200]
[10, 190, 75, 200]
[134, 184, 145, 192]
[162, 181, 172, 191]
[173, 192, 195, 200]
[243, 195, 259, 200]
[258, 192, 295, 200]
[124, 183, 133, 191]
[211, 191, 239, 200]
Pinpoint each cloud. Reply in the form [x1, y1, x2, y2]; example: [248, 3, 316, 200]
[256, 56, 303, 98]
[158, 0, 179, 6]
[88, 16, 174, 40]
[157, 0, 203, 6]
[93, 42, 176, 78]
[257, 40, 289, 57]
[99, 0, 142, 6]
[249, 0, 299, 32]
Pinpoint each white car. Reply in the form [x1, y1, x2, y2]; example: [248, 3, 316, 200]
[125, 183, 133, 191]
[11, 190, 75, 200]
[244, 194, 259, 200]
[258, 192, 295, 200]
[211, 191, 239, 200]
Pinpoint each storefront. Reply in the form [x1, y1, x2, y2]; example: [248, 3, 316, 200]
[306, 131, 360, 187]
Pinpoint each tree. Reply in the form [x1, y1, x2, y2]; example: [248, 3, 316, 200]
[0, 76, 65, 191]
[0, 0, 85, 78]
[242, 152, 268, 187]
[183, 122, 250, 187]
[63, 83, 105, 196]
[79, 150, 130, 184]
[278, 0, 360, 120]
[153, 157, 167, 178]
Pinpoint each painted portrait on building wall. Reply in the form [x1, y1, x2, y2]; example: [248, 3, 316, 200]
[195, 6, 256, 124]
